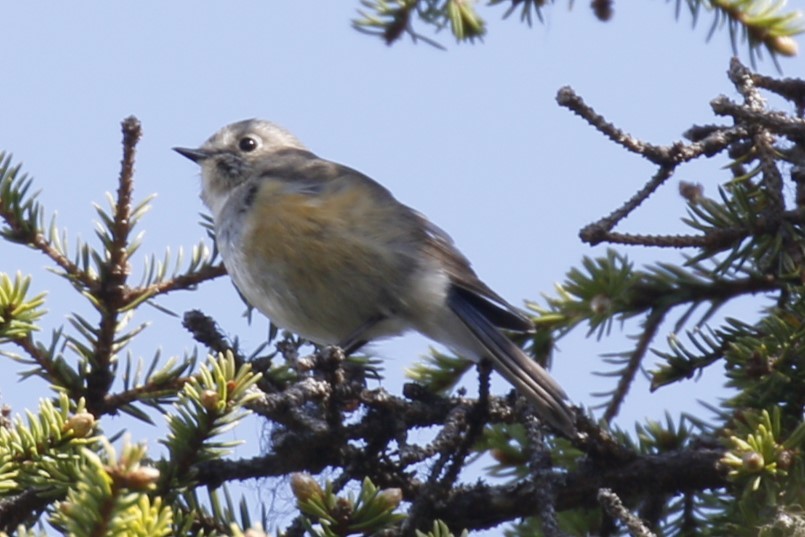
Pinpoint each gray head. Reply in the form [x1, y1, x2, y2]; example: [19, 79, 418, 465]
[174, 119, 307, 213]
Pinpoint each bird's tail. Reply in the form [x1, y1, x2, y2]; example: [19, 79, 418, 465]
[447, 288, 576, 438]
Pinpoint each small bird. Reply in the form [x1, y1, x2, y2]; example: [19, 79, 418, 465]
[175, 120, 575, 437]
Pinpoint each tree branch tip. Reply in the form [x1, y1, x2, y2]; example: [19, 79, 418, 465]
[121, 116, 142, 134]
[121, 116, 143, 150]
[555, 86, 579, 106]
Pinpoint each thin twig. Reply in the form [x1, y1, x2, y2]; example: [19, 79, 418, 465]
[751, 71, 805, 116]
[711, 96, 805, 138]
[103, 377, 189, 410]
[597, 488, 657, 537]
[109, 116, 140, 283]
[579, 165, 676, 245]
[13, 334, 70, 388]
[604, 307, 666, 422]
[125, 262, 227, 304]
[556, 87, 670, 164]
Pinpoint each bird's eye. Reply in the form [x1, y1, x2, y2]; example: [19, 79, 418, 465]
[238, 136, 258, 152]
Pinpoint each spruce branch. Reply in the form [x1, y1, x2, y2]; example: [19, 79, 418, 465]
[159, 351, 261, 494]
[129, 243, 225, 307]
[430, 447, 725, 531]
[0, 154, 97, 291]
[561, 59, 805, 257]
[707, 0, 803, 64]
[85, 117, 146, 415]
[0, 273, 46, 343]
[0, 393, 99, 531]
[290, 474, 404, 536]
[2, 118, 226, 419]
[106, 116, 141, 285]
[49, 439, 170, 537]
[104, 373, 190, 424]
[352, 0, 804, 61]
[3, 331, 82, 393]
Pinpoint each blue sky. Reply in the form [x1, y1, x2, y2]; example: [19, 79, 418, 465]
[1, 0, 803, 528]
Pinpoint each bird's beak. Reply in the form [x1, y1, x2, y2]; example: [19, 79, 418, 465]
[173, 147, 211, 163]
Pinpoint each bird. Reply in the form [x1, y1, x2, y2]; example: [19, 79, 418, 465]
[174, 119, 575, 437]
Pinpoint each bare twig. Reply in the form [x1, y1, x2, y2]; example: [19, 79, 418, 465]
[579, 166, 676, 245]
[603, 307, 666, 422]
[598, 488, 657, 537]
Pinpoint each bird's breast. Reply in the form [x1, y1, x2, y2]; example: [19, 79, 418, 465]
[214, 180, 424, 344]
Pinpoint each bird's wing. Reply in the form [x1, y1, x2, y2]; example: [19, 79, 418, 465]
[420, 215, 534, 333]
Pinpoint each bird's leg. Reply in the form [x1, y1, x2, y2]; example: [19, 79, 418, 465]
[477, 358, 493, 407]
[336, 314, 386, 355]
[340, 338, 367, 355]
